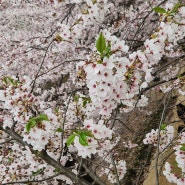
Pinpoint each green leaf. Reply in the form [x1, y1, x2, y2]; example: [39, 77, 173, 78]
[7, 77, 14, 84]
[85, 130, 93, 137]
[73, 94, 80, 103]
[82, 100, 88, 107]
[55, 107, 59, 113]
[160, 123, 167, 130]
[81, 97, 91, 107]
[180, 144, 185, 151]
[25, 114, 49, 132]
[79, 132, 89, 146]
[25, 120, 36, 132]
[170, 2, 181, 14]
[96, 32, 106, 54]
[53, 168, 61, 173]
[74, 130, 81, 135]
[2, 77, 8, 84]
[35, 114, 49, 122]
[103, 43, 111, 58]
[56, 128, 63, 133]
[153, 7, 166, 14]
[2, 76, 20, 85]
[32, 168, 45, 176]
[66, 134, 76, 146]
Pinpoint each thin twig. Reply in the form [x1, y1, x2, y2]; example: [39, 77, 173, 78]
[110, 154, 120, 185]
[155, 92, 170, 185]
[31, 40, 54, 93]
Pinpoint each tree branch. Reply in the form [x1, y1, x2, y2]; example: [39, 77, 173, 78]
[0, 125, 94, 185]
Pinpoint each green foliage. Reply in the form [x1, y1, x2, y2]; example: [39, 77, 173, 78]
[55, 107, 60, 113]
[153, 2, 182, 17]
[81, 97, 91, 107]
[170, 1, 181, 14]
[66, 134, 76, 146]
[25, 114, 49, 132]
[66, 130, 93, 147]
[180, 144, 185, 151]
[160, 123, 167, 130]
[103, 42, 112, 58]
[79, 132, 89, 146]
[96, 32, 106, 54]
[55, 127, 63, 133]
[26, 119, 36, 132]
[2, 76, 20, 86]
[152, 7, 166, 14]
[96, 32, 112, 60]
[73, 95, 91, 107]
[32, 168, 45, 176]
[53, 168, 61, 173]
[34, 114, 49, 122]
[73, 94, 80, 103]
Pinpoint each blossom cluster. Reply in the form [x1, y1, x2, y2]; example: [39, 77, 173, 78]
[123, 140, 138, 149]
[76, 1, 185, 119]
[0, 76, 38, 126]
[163, 132, 185, 185]
[105, 160, 127, 184]
[143, 125, 174, 151]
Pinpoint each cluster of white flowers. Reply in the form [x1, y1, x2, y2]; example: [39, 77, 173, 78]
[164, 132, 185, 185]
[163, 162, 185, 185]
[68, 119, 113, 158]
[0, 0, 185, 184]
[123, 140, 138, 149]
[76, 0, 185, 118]
[104, 160, 127, 184]
[77, 51, 132, 116]
[80, 0, 110, 26]
[83, 119, 112, 139]
[0, 76, 38, 126]
[143, 125, 174, 151]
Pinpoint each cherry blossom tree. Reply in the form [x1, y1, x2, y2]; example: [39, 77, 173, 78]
[0, 0, 185, 185]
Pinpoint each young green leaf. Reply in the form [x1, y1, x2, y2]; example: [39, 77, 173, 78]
[25, 120, 36, 132]
[152, 7, 166, 14]
[160, 123, 167, 130]
[32, 168, 45, 175]
[55, 107, 59, 113]
[2, 76, 20, 85]
[66, 134, 76, 146]
[180, 144, 185, 151]
[2, 77, 8, 84]
[82, 97, 91, 107]
[170, 2, 181, 14]
[73, 94, 80, 103]
[103, 43, 111, 58]
[85, 130, 93, 137]
[96, 32, 106, 54]
[35, 114, 49, 122]
[82, 99, 88, 107]
[55, 128, 63, 133]
[79, 132, 89, 146]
